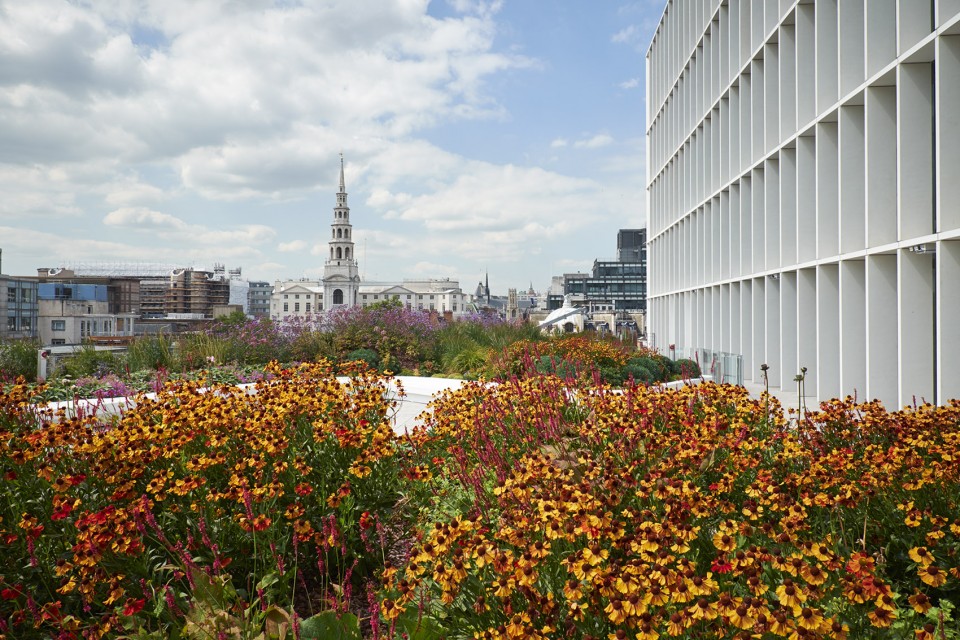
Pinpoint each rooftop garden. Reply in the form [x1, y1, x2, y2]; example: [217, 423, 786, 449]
[0, 308, 957, 639]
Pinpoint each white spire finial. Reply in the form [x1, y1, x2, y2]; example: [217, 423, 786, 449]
[339, 152, 345, 193]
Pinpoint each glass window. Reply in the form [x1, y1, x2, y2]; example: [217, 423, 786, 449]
[51, 320, 66, 331]
[22, 317, 32, 330]
[295, 294, 300, 299]
[6, 317, 15, 330]
[294, 303, 300, 312]
[283, 303, 289, 312]
[306, 303, 311, 312]
[6, 288, 15, 302]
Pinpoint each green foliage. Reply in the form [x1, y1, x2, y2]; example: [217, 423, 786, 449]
[289, 329, 334, 363]
[0, 337, 40, 381]
[625, 355, 671, 384]
[533, 354, 578, 380]
[60, 343, 123, 378]
[126, 333, 177, 371]
[599, 364, 625, 386]
[298, 611, 361, 640]
[345, 347, 380, 370]
[674, 357, 702, 378]
[217, 309, 249, 327]
[623, 359, 655, 384]
[366, 297, 403, 311]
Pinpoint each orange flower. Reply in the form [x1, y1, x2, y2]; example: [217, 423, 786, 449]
[908, 592, 932, 614]
[795, 607, 824, 632]
[868, 606, 897, 628]
[712, 531, 737, 552]
[918, 564, 947, 587]
[909, 546, 934, 566]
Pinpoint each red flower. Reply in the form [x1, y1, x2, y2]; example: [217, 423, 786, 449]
[67, 474, 87, 486]
[711, 558, 733, 574]
[122, 598, 146, 616]
[294, 483, 313, 497]
[1, 587, 20, 600]
[359, 511, 373, 530]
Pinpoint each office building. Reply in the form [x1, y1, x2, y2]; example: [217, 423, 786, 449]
[645, 0, 960, 406]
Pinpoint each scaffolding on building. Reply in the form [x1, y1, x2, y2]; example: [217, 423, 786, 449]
[47, 262, 182, 278]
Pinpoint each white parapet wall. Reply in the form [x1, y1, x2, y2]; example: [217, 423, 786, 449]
[37, 374, 716, 433]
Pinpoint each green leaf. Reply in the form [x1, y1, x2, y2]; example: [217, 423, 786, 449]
[256, 571, 280, 592]
[395, 608, 446, 640]
[298, 610, 361, 640]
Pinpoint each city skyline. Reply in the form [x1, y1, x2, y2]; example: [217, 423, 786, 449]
[0, 0, 665, 291]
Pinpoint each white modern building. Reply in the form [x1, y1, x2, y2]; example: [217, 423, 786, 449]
[645, 0, 960, 407]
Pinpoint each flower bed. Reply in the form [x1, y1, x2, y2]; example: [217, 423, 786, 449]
[0, 361, 405, 639]
[385, 380, 960, 639]
[1, 364, 958, 639]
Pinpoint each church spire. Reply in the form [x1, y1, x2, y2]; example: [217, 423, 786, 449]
[323, 154, 360, 310]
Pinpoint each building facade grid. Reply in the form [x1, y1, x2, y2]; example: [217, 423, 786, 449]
[646, 0, 960, 408]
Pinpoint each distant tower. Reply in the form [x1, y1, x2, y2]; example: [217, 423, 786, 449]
[322, 154, 360, 310]
[507, 288, 518, 320]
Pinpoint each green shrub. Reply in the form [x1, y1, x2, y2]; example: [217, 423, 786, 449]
[623, 361, 654, 384]
[674, 357, 702, 378]
[599, 365, 625, 387]
[534, 355, 578, 380]
[126, 333, 177, 371]
[626, 356, 669, 383]
[345, 347, 380, 370]
[290, 329, 334, 363]
[0, 338, 40, 382]
[60, 344, 122, 378]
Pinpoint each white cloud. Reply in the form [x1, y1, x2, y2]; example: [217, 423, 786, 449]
[619, 77, 640, 89]
[0, 0, 650, 290]
[611, 25, 639, 44]
[574, 134, 614, 149]
[102, 206, 276, 249]
[278, 240, 307, 253]
[103, 206, 189, 230]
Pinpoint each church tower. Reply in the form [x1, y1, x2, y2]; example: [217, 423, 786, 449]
[322, 154, 360, 310]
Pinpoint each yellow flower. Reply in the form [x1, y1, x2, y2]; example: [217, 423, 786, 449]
[908, 592, 932, 614]
[918, 564, 947, 587]
[775, 580, 806, 609]
[712, 531, 737, 552]
[506, 613, 530, 638]
[605, 599, 628, 624]
[868, 606, 897, 628]
[795, 607, 824, 631]
[909, 546, 934, 566]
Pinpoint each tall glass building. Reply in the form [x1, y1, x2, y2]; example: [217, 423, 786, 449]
[646, 0, 960, 407]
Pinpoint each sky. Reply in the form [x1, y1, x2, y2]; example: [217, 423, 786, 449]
[0, 0, 666, 294]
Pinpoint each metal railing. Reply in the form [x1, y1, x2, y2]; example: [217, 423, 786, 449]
[689, 348, 744, 386]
